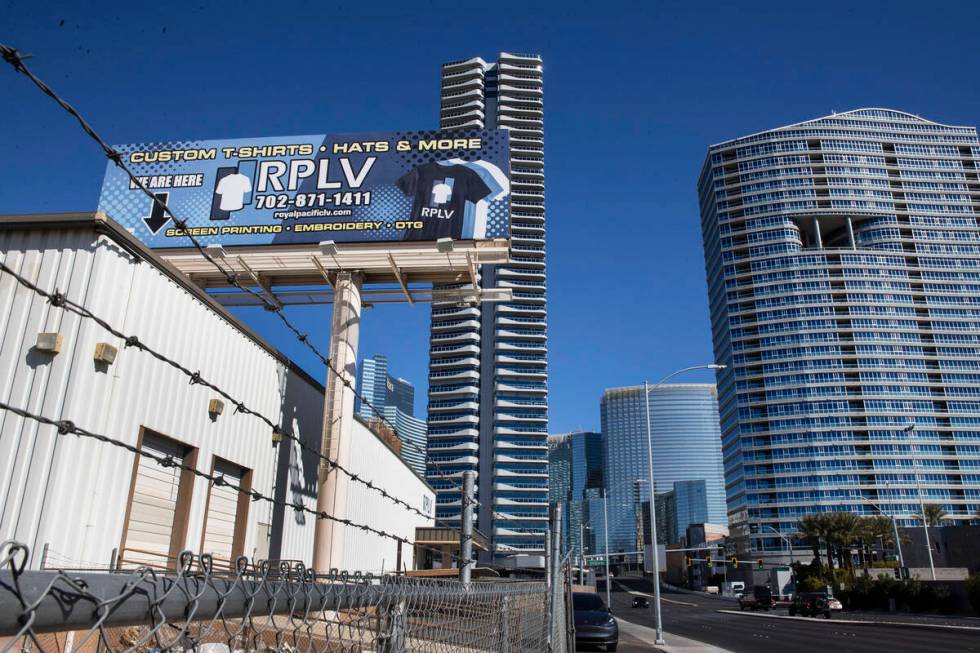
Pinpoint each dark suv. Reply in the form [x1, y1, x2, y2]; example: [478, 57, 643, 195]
[737, 585, 775, 611]
[788, 592, 843, 619]
[573, 592, 619, 651]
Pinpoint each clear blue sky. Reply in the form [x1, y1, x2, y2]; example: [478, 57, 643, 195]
[4, 1, 980, 430]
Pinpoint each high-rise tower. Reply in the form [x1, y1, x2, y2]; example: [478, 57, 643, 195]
[698, 108, 980, 556]
[426, 53, 548, 561]
[356, 354, 428, 476]
[600, 384, 726, 552]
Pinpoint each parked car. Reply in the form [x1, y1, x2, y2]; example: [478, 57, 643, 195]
[737, 585, 775, 611]
[573, 592, 619, 651]
[788, 592, 844, 619]
[631, 596, 650, 608]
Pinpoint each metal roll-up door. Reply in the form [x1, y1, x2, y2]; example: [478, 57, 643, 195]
[123, 433, 188, 568]
[201, 459, 247, 567]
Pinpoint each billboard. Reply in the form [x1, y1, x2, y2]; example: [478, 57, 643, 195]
[97, 130, 510, 248]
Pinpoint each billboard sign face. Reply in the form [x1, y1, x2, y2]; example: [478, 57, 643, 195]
[97, 130, 510, 248]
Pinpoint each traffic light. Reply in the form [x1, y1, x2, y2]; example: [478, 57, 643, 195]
[757, 559, 764, 569]
[893, 567, 902, 580]
[706, 554, 712, 565]
[730, 555, 738, 568]
[686, 555, 693, 567]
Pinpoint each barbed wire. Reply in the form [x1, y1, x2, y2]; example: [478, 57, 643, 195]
[0, 399, 413, 547]
[0, 256, 443, 525]
[0, 41, 459, 490]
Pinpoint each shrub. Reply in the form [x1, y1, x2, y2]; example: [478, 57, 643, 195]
[801, 576, 826, 592]
[967, 573, 980, 616]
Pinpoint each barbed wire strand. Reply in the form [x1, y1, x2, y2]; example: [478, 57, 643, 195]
[0, 256, 452, 525]
[0, 400, 412, 547]
[0, 41, 460, 490]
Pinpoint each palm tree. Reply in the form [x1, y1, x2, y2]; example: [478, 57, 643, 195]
[825, 512, 861, 571]
[797, 514, 827, 565]
[858, 515, 895, 570]
[923, 504, 947, 527]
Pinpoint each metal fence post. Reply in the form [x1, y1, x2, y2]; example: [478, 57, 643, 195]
[460, 470, 476, 583]
[377, 598, 408, 653]
[500, 594, 511, 653]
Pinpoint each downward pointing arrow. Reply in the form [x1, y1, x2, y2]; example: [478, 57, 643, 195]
[143, 192, 170, 233]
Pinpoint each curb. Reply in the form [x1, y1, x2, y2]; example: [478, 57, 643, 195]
[716, 609, 980, 633]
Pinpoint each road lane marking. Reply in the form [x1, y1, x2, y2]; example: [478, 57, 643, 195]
[614, 580, 698, 606]
[716, 609, 980, 632]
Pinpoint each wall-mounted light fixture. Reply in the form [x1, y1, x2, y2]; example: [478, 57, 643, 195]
[35, 332, 63, 354]
[208, 398, 225, 419]
[93, 342, 118, 365]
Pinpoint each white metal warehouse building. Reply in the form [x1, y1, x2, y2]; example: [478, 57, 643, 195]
[0, 212, 433, 572]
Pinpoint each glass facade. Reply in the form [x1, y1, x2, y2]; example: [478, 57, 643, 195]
[356, 354, 428, 476]
[600, 384, 726, 553]
[548, 432, 605, 556]
[697, 108, 980, 554]
[427, 53, 548, 560]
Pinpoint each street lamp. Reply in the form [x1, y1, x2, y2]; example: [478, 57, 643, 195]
[844, 491, 905, 569]
[643, 363, 725, 646]
[603, 489, 611, 608]
[902, 423, 936, 580]
[580, 522, 592, 585]
[762, 525, 795, 597]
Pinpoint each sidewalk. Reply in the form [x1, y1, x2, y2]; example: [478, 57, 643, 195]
[616, 617, 734, 653]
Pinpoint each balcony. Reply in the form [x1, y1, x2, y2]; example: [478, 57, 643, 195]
[497, 266, 545, 279]
[428, 399, 479, 413]
[431, 319, 480, 332]
[430, 342, 479, 357]
[427, 412, 478, 426]
[426, 427, 479, 438]
[428, 441, 478, 454]
[430, 331, 480, 345]
[430, 356, 479, 369]
[429, 369, 479, 382]
[496, 342, 547, 354]
[494, 481, 548, 493]
[495, 467, 548, 478]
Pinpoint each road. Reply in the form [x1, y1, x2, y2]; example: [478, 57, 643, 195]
[586, 576, 980, 653]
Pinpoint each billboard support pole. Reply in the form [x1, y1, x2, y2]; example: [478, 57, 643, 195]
[313, 270, 364, 571]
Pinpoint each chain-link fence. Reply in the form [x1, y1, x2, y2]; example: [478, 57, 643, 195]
[548, 554, 574, 653]
[1, 540, 574, 653]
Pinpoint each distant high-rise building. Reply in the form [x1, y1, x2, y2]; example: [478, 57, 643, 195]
[600, 384, 725, 552]
[356, 354, 427, 475]
[670, 480, 711, 544]
[426, 53, 548, 561]
[548, 431, 604, 556]
[698, 108, 980, 555]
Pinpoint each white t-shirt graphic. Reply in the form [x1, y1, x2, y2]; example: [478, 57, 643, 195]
[431, 181, 453, 205]
[215, 173, 252, 211]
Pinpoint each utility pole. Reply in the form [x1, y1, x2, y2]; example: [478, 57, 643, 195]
[603, 490, 611, 608]
[905, 424, 936, 580]
[460, 470, 475, 583]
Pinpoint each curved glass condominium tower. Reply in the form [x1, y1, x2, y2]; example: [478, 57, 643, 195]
[698, 108, 980, 555]
[426, 53, 548, 560]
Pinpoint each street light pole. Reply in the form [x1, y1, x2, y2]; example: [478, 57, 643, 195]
[603, 490, 611, 608]
[642, 363, 725, 647]
[904, 424, 936, 580]
[763, 525, 795, 596]
[845, 490, 905, 569]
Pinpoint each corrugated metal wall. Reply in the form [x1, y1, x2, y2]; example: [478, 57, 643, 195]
[0, 226, 322, 569]
[341, 420, 435, 573]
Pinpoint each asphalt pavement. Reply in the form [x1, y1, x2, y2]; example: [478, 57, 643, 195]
[596, 576, 980, 653]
